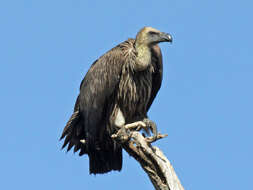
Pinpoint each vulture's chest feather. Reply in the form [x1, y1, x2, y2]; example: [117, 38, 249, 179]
[117, 66, 153, 121]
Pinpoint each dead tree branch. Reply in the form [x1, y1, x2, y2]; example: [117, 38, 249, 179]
[112, 128, 184, 190]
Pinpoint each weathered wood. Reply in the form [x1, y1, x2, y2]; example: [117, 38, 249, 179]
[112, 130, 184, 190]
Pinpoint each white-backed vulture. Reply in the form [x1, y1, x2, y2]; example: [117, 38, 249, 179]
[60, 27, 172, 174]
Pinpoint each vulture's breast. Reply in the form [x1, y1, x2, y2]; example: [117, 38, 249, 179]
[117, 65, 153, 122]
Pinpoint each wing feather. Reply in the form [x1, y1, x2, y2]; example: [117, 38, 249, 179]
[79, 46, 125, 150]
[147, 45, 163, 111]
[60, 40, 130, 154]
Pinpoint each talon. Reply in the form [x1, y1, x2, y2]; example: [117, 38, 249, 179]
[143, 118, 158, 140]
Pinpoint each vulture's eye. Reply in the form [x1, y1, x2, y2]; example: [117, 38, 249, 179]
[149, 31, 158, 35]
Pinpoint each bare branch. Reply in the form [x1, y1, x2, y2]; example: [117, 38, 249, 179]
[112, 130, 184, 190]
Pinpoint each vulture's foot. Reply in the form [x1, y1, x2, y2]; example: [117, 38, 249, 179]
[142, 118, 158, 143]
[124, 119, 158, 143]
[111, 126, 131, 143]
[124, 121, 146, 130]
[112, 121, 146, 143]
[112, 120, 165, 144]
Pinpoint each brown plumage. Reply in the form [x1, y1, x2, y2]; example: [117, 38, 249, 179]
[60, 27, 172, 174]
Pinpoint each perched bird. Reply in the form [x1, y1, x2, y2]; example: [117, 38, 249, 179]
[60, 27, 172, 174]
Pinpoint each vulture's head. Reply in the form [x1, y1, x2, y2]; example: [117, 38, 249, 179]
[135, 27, 172, 47]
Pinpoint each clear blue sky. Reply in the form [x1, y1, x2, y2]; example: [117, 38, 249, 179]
[0, 0, 252, 189]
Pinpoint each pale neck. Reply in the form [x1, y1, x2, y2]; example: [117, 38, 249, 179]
[134, 43, 151, 71]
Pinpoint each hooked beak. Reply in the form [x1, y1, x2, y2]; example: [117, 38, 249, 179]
[160, 32, 173, 43]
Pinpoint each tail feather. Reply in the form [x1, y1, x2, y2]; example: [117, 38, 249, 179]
[89, 145, 122, 174]
[79, 148, 86, 156]
[61, 108, 123, 174]
[74, 143, 81, 153]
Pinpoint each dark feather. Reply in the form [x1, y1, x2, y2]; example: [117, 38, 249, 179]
[147, 45, 163, 111]
[74, 144, 81, 153]
[79, 148, 86, 156]
[67, 141, 75, 152]
[62, 135, 71, 149]
[60, 110, 79, 140]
